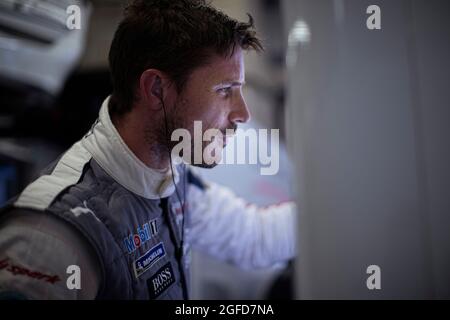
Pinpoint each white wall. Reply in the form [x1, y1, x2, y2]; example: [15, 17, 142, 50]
[282, 0, 450, 299]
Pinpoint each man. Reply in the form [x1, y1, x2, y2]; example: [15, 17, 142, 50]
[0, 0, 296, 299]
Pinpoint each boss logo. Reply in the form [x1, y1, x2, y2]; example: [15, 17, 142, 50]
[147, 262, 175, 299]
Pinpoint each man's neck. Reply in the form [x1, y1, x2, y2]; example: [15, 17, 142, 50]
[111, 111, 170, 171]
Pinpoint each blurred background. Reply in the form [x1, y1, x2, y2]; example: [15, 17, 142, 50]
[0, 0, 449, 299]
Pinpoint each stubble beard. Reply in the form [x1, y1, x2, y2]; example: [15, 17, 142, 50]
[145, 98, 228, 169]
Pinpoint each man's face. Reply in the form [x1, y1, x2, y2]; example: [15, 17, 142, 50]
[166, 47, 250, 168]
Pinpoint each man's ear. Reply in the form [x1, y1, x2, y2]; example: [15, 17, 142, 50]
[139, 69, 167, 110]
[152, 76, 163, 99]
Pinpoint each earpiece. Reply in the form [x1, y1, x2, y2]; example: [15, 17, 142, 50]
[152, 76, 163, 100]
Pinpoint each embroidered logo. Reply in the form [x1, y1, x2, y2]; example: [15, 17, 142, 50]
[70, 201, 100, 222]
[133, 242, 166, 278]
[147, 262, 175, 299]
[123, 219, 158, 254]
[0, 258, 61, 284]
[171, 201, 186, 226]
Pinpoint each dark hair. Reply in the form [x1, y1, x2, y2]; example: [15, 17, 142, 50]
[108, 0, 263, 116]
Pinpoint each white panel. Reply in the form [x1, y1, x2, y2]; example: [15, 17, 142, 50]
[282, 0, 449, 299]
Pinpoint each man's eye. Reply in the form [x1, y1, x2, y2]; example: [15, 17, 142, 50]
[218, 87, 232, 96]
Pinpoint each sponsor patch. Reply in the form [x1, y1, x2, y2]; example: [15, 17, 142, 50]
[133, 242, 165, 278]
[123, 218, 158, 254]
[0, 258, 61, 284]
[147, 262, 175, 299]
[171, 201, 186, 226]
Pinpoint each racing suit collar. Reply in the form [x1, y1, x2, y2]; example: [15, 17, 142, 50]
[82, 96, 180, 199]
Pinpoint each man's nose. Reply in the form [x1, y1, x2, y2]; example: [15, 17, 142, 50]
[229, 95, 251, 124]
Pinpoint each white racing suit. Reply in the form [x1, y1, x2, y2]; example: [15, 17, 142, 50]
[0, 96, 296, 299]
